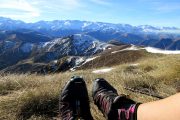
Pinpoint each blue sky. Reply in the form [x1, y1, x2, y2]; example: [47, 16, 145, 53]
[0, 0, 180, 27]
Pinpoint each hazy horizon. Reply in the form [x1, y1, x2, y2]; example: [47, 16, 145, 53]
[1, 16, 180, 29]
[0, 0, 180, 27]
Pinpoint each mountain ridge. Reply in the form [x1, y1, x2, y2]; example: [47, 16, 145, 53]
[1, 17, 180, 50]
[0, 17, 180, 34]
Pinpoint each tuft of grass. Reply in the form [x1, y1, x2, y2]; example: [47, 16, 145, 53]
[17, 89, 59, 119]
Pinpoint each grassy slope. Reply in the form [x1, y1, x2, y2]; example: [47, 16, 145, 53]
[0, 54, 179, 120]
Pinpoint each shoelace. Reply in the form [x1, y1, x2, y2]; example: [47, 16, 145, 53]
[59, 102, 73, 120]
[118, 104, 136, 120]
[94, 90, 117, 115]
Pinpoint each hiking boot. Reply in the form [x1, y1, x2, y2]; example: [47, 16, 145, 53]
[59, 76, 93, 120]
[92, 78, 140, 120]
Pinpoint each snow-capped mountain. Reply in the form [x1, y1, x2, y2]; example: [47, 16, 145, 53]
[0, 17, 180, 50]
[37, 34, 112, 60]
[0, 17, 26, 30]
[137, 25, 180, 34]
[0, 32, 112, 71]
[0, 17, 180, 35]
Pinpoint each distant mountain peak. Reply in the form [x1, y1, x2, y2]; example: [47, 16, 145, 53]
[0, 17, 179, 34]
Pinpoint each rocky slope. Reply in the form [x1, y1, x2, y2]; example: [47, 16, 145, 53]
[0, 33, 113, 73]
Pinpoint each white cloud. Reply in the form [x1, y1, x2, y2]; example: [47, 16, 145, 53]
[0, 0, 87, 21]
[35, 0, 83, 11]
[0, 0, 40, 19]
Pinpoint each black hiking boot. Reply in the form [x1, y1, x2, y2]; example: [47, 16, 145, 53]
[59, 76, 93, 120]
[92, 78, 140, 120]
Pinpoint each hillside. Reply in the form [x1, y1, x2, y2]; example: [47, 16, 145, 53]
[0, 53, 179, 120]
[0, 34, 113, 72]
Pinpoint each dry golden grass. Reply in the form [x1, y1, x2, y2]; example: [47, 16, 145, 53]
[0, 54, 179, 120]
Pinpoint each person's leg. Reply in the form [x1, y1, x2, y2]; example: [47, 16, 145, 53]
[137, 93, 180, 120]
[92, 78, 140, 120]
[59, 76, 93, 120]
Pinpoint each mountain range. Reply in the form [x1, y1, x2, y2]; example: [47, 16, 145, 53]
[0, 17, 180, 73]
[1, 17, 180, 49]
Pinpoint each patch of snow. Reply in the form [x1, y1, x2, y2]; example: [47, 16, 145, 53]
[64, 21, 71, 26]
[82, 22, 100, 30]
[75, 57, 85, 65]
[92, 68, 114, 74]
[91, 40, 113, 52]
[145, 47, 180, 54]
[21, 43, 34, 53]
[111, 45, 180, 54]
[81, 56, 100, 66]
[73, 34, 113, 54]
[75, 56, 99, 67]
[51, 26, 55, 30]
[70, 68, 76, 71]
[70, 56, 100, 71]
[82, 22, 91, 28]
[42, 38, 64, 51]
[37, 26, 42, 29]
[111, 45, 140, 54]
[73, 34, 98, 45]
[86, 56, 99, 63]
[53, 60, 58, 63]
[4, 41, 16, 49]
